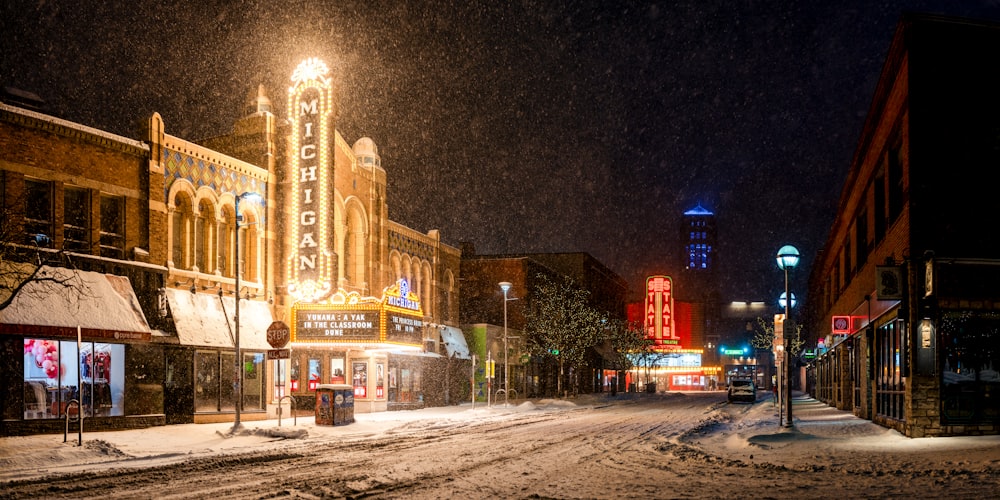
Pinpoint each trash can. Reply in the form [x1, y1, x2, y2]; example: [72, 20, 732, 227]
[332, 383, 354, 425]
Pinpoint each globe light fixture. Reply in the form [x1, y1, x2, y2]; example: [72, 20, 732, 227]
[778, 292, 797, 310]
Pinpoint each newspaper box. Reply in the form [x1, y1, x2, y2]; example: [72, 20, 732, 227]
[315, 384, 354, 426]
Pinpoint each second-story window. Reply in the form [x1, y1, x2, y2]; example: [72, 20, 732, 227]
[99, 194, 124, 259]
[63, 186, 90, 253]
[24, 179, 53, 247]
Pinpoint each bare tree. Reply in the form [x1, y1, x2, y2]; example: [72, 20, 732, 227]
[0, 193, 82, 311]
[604, 318, 653, 388]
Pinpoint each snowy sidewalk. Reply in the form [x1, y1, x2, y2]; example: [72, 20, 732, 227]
[688, 391, 1000, 472]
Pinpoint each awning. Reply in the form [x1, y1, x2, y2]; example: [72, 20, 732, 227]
[439, 326, 471, 359]
[0, 266, 151, 340]
[165, 288, 272, 350]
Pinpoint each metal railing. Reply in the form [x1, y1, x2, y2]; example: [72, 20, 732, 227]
[63, 399, 83, 446]
[277, 395, 296, 426]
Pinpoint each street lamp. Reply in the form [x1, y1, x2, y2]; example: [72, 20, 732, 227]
[232, 192, 262, 433]
[776, 244, 800, 428]
[499, 281, 515, 407]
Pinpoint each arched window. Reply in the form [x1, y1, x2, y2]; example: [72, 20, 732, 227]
[219, 206, 235, 278]
[172, 194, 194, 269]
[195, 199, 214, 273]
[239, 211, 259, 283]
[344, 206, 366, 288]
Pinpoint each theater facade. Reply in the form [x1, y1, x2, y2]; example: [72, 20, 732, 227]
[1, 58, 465, 435]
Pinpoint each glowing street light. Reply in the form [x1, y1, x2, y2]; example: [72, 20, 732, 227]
[776, 244, 799, 428]
[232, 191, 262, 434]
[778, 292, 797, 310]
[499, 281, 516, 407]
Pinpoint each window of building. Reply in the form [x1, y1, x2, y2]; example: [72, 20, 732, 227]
[875, 320, 905, 421]
[23, 338, 125, 419]
[219, 207, 234, 278]
[172, 194, 193, 269]
[99, 194, 124, 259]
[855, 209, 868, 269]
[887, 141, 904, 223]
[63, 186, 90, 252]
[24, 179, 53, 246]
[844, 238, 852, 284]
[874, 174, 886, 243]
[242, 352, 264, 411]
[940, 310, 1000, 425]
[195, 199, 214, 272]
[194, 350, 236, 412]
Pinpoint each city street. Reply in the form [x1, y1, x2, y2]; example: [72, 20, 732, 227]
[3, 392, 999, 499]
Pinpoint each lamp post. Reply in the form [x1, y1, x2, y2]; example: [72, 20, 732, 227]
[776, 244, 800, 428]
[499, 281, 513, 407]
[232, 192, 262, 433]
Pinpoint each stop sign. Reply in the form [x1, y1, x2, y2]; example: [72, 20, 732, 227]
[266, 321, 291, 348]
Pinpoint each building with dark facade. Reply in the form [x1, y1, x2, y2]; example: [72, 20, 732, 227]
[460, 247, 628, 398]
[805, 14, 1000, 437]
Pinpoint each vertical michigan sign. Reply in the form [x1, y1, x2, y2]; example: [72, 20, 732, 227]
[287, 58, 335, 302]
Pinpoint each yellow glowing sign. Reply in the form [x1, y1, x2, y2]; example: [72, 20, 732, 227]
[287, 58, 335, 302]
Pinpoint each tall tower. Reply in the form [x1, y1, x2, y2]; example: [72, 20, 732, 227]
[682, 204, 716, 274]
[680, 204, 719, 359]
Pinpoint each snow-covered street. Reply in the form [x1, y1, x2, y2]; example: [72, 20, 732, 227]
[2, 391, 999, 499]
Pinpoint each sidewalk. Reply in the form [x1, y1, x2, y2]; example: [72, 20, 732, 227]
[687, 391, 1000, 471]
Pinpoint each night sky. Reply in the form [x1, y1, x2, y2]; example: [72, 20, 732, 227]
[4, 1, 1000, 304]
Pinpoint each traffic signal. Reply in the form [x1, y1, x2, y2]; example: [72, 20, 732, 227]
[549, 348, 560, 355]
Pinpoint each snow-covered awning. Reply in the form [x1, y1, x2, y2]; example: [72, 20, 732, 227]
[439, 326, 471, 359]
[165, 288, 272, 350]
[0, 266, 151, 340]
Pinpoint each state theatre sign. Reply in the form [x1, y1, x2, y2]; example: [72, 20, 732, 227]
[646, 275, 680, 351]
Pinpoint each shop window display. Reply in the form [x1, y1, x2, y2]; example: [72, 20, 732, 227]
[23, 338, 125, 419]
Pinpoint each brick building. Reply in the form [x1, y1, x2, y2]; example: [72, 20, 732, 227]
[460, 247, 628, 398]
[1, 57, 464, 435]
[805, 14, 1000, 437]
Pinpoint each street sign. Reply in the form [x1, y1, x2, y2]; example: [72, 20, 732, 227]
[267, 348, 290, 360]
[267, 320, 291, 348]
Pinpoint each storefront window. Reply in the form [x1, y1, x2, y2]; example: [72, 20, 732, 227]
[23, 338, 125, 419]
[940, 310, 1000, 425]
[308, 358, 321, 390]
[290, 356, 300, 391]
[242, 352, 264, 410]
[194, 351, 220, 412]
[274, 359, 287, 399]
[330, 358, 345, 384]
[220, 352, 236, 411]
[376, 363, 385, 398]
[875, 321, 904, 421]
[353, 361, 368, 397]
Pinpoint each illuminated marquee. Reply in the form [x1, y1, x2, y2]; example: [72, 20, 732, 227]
[287, 58, 335, 302]
[646, 276, 680, 350]
[383, 279, 424, 344]
[290, 279, 424, 346]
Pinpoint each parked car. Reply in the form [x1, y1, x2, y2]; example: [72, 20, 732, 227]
[727, 378, 757, 403]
